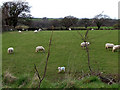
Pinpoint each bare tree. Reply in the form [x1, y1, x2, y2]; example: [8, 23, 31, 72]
[61, 16, 78, 29]
[2, 1, 31, 28]
[34, 30, 53, 88]
[77, 30, 92, 72]
[18, 13, 32, 27]
[93, 12, 110, 30]
[50, 19, 61, 28]
[81, 18, 90, 29]
[77, 30, 118, 85]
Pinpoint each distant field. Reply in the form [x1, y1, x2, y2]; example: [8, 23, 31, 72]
[2, 30, 118, 83]
[71, 26, 114, 29]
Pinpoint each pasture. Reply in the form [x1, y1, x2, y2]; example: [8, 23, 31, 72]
[2, 30, 118, 88]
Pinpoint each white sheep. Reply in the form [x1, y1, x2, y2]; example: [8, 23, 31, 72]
[58, 67, 65, 73]
[35, 46, 45, 52]
[18, 30, 21, 33]
[34, 30, 38, 33]
[105, 43, 114, 49]
[7, 47, 14, 54]
[69, 28, 71, 31]
[91, 28, 94, 30]
[81, 42, 90, 47]
[38, 28, 42, 31]
[112, 45, 120, 52]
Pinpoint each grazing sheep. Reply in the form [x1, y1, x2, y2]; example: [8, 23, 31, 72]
[7, 47, 14, 54]
[38, 28, 42, 31]
[35, 46, 45, 52]
[105, 43, 114, 49]
[18, 30, 21, 33]
[81, 42, 90, 47]
[69, 28, 71, 31]
[34, 30, 38, 33]
[112, 45, 120, 52]
[58, 67, 65, 73]
[91, 28, 94, 30]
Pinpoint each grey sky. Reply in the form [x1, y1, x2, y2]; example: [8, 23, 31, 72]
[0, 0, 120, 19]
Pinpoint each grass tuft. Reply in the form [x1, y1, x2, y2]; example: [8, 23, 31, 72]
[3, 71, 17, 84]
[16, 74, 30, 88]
[82, 76, 100, 84]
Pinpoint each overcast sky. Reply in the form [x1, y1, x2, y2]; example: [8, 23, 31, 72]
[0, 0, 120, 19]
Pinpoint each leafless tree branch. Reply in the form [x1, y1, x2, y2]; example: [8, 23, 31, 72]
[34, 30, 53, 88]
[85, 44, 92, 72]
[85, 30, 89, 41]
[77, 30, 92, 72]
[34, 64, 41, 88]
[77, 31, 85, 41]
[41, 30, 53, 81]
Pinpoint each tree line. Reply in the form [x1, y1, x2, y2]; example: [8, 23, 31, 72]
[1, 1, 119, 31]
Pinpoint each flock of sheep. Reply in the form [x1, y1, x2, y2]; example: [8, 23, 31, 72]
[80, 42, 120, 52]
[8, 29, 44, 53]
[7, 46, 66, 73]
[18, 28, 42, 33]
[7, 30, 119, 73]
[7, 42, 119, 73]
[7, 46, 45, 54]
[105, 43, 120, 52]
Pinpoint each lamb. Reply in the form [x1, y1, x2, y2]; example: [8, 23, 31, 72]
[81, 42, 90, 47]
[38, 28, 42, 31]
[69, 28, 71, 31]
[112, 45, 120, 52]
[10, 29, 13, 31]
[58, 67, 65, 73]
[7, 47, 14, 54]
[34, 30, 38, 33]
[105, 43, 114, 49]
[18, 30, 21, 33]
[35, 46, 45, 52]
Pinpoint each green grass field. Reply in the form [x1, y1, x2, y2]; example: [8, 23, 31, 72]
[2, 30, 119, 88]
